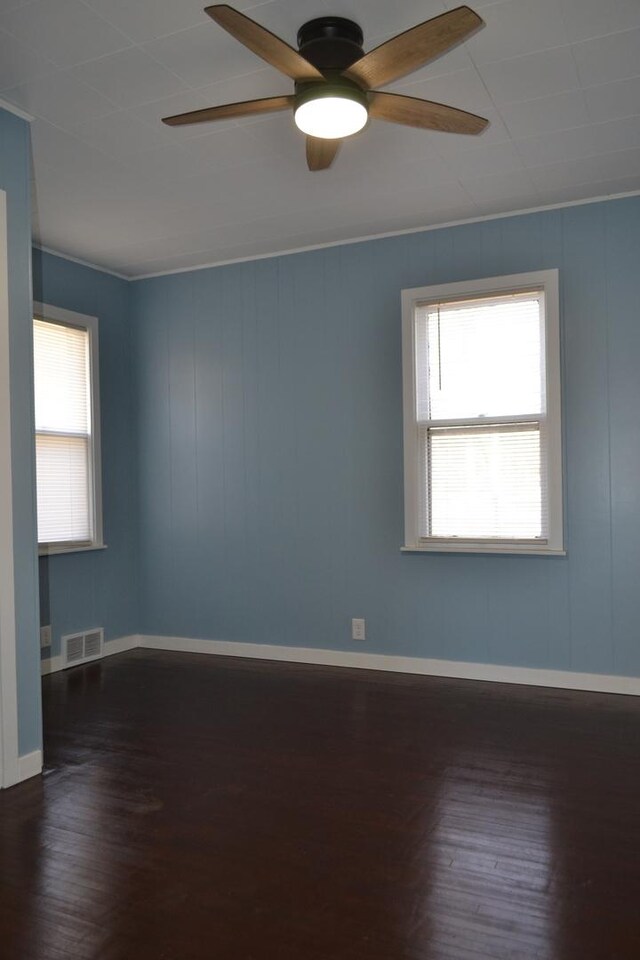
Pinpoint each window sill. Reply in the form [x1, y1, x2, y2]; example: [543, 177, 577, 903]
[38, 542, 107, 557]
[402, 543, 566, 557]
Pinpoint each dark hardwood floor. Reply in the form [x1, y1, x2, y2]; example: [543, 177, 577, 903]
[2, 650, 640, 959]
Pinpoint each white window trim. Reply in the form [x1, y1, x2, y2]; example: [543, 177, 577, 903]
[34, 302, 105, 557]
[401, 270, 564, 556]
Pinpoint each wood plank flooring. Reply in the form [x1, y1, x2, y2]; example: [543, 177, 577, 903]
[2, 649, 640, 959]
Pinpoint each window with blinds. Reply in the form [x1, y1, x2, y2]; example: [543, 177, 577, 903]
[33, 307, 102, 552]
[402, 271, 563, 555]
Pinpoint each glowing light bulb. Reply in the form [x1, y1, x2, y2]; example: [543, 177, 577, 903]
[294, 94, 368, 139]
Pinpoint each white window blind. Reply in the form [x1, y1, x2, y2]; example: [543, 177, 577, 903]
[416, 291, 546, 542]
[402, 271, 563, 555]
[34, 318, 93, 545]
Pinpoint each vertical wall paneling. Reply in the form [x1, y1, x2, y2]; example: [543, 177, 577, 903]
[132, 196, 640, 678]
[605, 200, 640, 675]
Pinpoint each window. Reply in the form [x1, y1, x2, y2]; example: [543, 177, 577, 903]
[33, 303, 103, 554]
[401, 270, 563, 555]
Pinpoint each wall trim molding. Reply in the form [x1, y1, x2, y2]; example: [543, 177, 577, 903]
[133, 190, 640, 280]
[0, 190, 20, 789]
[41, 634, 139, 676]
[17, 749, 42, 783]
[138, 635, 640, 697]
[40, 632, 640, 697]
[33, 192, 640, 284]
[32, 245, 130, 282]
[0, 98, 34, 123]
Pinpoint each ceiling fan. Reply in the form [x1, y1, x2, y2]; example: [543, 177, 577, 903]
[162, 4, 489, 171]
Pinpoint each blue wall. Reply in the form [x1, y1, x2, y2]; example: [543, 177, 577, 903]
[33, 251, 139, 657]
[0, 108, 41, 755]
[132, 196, 640, 678]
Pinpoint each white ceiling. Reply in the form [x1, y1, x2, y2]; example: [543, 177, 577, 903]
[1, 0, 639, 278]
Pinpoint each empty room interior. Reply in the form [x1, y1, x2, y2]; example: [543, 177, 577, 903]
[1, 0, 640, 957]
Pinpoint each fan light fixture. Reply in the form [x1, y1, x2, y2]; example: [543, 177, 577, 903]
[294, 83, 368, 139]
[163, 6, 489, 171]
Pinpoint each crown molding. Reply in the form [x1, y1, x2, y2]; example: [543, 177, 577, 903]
[33, 245, 131, 282]
[132, 189, 640, 280]
[36, 189, 640, 283]
[0, 98, 34, 123]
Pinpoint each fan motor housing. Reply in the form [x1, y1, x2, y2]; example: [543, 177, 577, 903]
[294, 76, 368, 112]
[297, 17, 364, 71]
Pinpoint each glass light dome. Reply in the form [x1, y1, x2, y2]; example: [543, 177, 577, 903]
[294, 93, 368, 140]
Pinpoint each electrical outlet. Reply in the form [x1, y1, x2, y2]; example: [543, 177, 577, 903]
[40, 625, 52, 649]
[351, 618, 366, 641]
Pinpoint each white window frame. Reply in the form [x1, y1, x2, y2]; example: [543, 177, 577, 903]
[401, 270, 564, 556]
[34, 302, 105, 556]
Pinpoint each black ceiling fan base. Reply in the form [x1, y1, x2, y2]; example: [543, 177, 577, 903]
[297, 17, 364, 71]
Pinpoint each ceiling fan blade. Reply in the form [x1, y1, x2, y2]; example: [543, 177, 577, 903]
[162, 95, 294, 126]
[344, 6, 483, 90]
[306, 137, 340, 171]
[369, 92, 488, 135]
[205, 5, 324, 82]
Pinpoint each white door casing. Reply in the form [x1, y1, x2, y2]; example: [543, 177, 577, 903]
[0, 189, 20, 787]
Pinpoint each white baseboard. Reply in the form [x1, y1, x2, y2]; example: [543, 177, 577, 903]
[16, 749, 42, 783]
[40, 654, 63, 675]
[140, 635, 640, 697]
[40, 634, 139, 676]
[39, 632, 640, 696]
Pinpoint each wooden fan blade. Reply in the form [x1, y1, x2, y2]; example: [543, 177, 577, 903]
[205, 5, 324, 82]
[344, 6, 483, 90]
[306, 137, 340, 171]
[369, 92, 488, 135]
[162, 95, 294, 126]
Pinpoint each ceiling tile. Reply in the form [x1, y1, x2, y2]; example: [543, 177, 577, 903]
[178, 124, 266, 173]
[0, 0, 132, 69]
[459, 168, 539, 203]
[72, 47, 189, 108]
[527, 155, 606, 191]
[479, 47, 581, 105]
[118, 143, 215, 183]
[516, 125, 598, 167]
[127, 90, 240, 143]
[583, 76, 640, 124]
[572, 27, 640, 87]
[238, 0, 335, 48]
[597, 147, 640, 181]
[2, 71, 116, 129]
[83, 0, 209, 44]
[468, 0, 570, 65]
[0, 26, 55, 91]
[435, 139, 526, 178]
[391, 44, 475, 86]
[29, 118, 117, 177]
[500, 90, 590, 139]
[394, 68, 495, 114]
[70, 109, 173, 159]
[536, 173, 640, 205]
[559, 0, 640, 44]
[588, 115, 640, 154]
[142, 21, 263, 89]
[239, 110, 308, 161]
[0, 0, 31, 11]
[320, 0, 447, 48]
[392, 68, 511, 145]
[194, 66, 291, 106]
